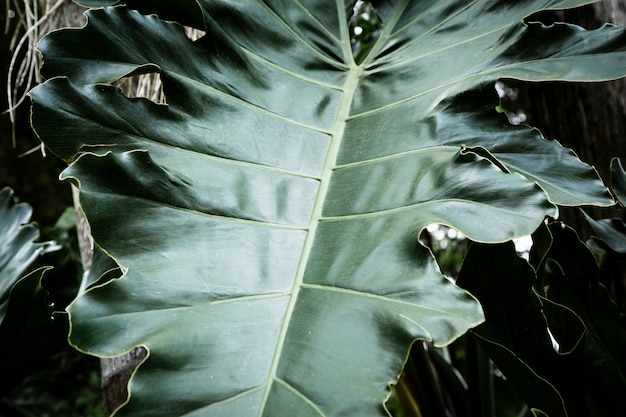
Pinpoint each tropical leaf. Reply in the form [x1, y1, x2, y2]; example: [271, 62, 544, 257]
[457, 224, 626, 417]
[584, 212, 626, 253]
[29, 1, 626, 416]
[584, 158, 626, 253]
[456, 241, 582, 417]
[611, 157, 626, 205]
[0, 187, 43, 320]
[0, 188, 66, 396]
[0, 266, 69, 397]
[538, 224, 626, 417]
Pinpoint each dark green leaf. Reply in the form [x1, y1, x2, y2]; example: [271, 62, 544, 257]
[29, 1, 626, 415]
[584, 214, 626, 253]
[459, 224, 626, 417]
[611, 157, 626, 205]
[457, 242, 576, 417]
[0, 187, 43, 320]
[0, 188, 68, 397]
[0, 267, 68, 397]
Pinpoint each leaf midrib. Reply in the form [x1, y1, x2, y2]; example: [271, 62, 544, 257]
[256, 2, 360, 412]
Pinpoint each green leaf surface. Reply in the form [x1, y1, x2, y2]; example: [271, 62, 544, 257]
[584, 214, 626, 253]
[611, 157, 626, 205]
[29, 1, 626, 416]
[583, 158, 626, 253]
[0, 187, 42, 320]
[458, 225, 626, 417]
[0, 188, 67, 396]
[538, 224, 626, 417]
[0, 267, 68, 397]
[457, 242, 577, 417]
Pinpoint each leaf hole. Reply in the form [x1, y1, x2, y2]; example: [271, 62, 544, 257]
[349, 1, 383, 63]
[114, 72, 165, 105]
[183, 26, 206, 42]
[420, 224, 468, 279]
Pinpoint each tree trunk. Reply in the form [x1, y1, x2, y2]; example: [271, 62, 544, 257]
[72, 187, 147, 415]
[100, 347, 148, 415]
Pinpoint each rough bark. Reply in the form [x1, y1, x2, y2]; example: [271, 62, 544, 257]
[100, 347, 149, 416]
[72, 187, 147, 415]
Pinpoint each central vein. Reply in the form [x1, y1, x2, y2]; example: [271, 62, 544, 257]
[257, 22, 363, 417]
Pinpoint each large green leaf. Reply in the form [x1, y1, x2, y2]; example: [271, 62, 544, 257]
[29, 1, 626, 416]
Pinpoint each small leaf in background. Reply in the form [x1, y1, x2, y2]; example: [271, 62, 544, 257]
[0, 187, 43, 320]
[582, 157, 626, 309]
[457, 241, 574, 417]
[0, 267, 68, 397]
[458, 223, 626, 417]
[610, 157, 626, 205]
[584, 158, 626, 253]
[0, 188, 66, 397]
